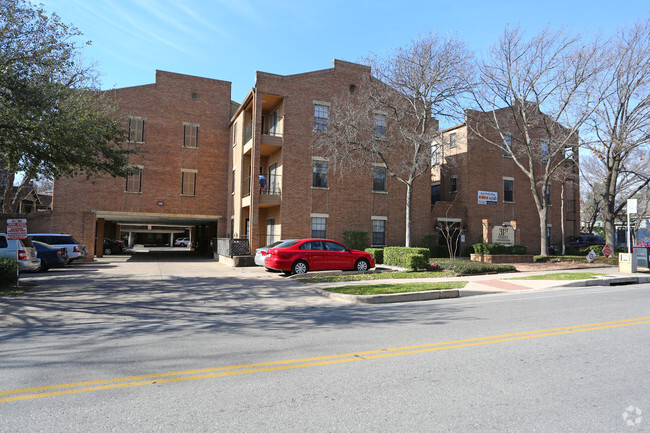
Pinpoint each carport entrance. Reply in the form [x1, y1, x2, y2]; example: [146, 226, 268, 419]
[93, 211, 220, 258]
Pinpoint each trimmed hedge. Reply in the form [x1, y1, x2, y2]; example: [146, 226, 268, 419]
[384, 247, 430, 269]
[432, 258, 516, 274]
[0, 258, 18, 287]
[365, 248, 384, 264]
[403, 253, 429, 271]
[472, 243, 528, 255]
[343, 231, 369, 251]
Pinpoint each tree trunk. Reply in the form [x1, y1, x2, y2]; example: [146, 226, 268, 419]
[405, 182, 413, 247]
[1, 171, 16, 213]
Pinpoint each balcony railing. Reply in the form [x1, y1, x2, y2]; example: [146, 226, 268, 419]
[242, 174, 281, 197]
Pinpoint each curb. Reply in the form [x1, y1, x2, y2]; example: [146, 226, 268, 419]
[562, 275, 650, 287]
[316, 288, 459, 304]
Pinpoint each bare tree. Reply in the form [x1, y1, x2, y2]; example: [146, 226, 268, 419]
[583, 18, 650, 247]
[314, 32, 473, 246]
[468, 26, 604, 255]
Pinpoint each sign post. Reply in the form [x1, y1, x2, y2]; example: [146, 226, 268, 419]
[7, 219, 27, 288]
[627, 199, 637, 254]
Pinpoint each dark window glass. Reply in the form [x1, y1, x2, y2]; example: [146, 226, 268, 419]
[312, 161, 328, 188]
[373, 166, 386, 192]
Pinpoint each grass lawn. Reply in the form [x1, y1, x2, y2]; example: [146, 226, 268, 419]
[324, 281, 469, 295]
[0, 287, 25, 296]
[298, 270, 455, 283]
[506, 272, 604, 281]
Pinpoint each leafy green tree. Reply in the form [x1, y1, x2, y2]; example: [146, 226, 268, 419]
[0, 0, 136, 212]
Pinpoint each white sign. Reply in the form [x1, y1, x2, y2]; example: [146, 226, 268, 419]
[478, 191, 498, 205]
[627, 199, 637, 214]
[586, 250, 597, 263]
[7, 218, 27, 240]
[492, 225, 515, 246]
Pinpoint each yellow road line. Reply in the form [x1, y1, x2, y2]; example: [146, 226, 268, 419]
[2, 316, 649, 403]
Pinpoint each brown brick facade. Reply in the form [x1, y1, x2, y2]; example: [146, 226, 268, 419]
[432, 112, 580, 255]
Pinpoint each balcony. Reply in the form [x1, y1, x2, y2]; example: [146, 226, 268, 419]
[241, 174, 282, 208]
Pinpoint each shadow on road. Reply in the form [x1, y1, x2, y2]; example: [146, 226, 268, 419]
[1, 254, 480, 344]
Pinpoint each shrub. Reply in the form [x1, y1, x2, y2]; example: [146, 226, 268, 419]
[0, 258, 18, 287]
[365, 248, 384, 264]
[433, 258, 516, 274]
[418, 234, 449, 258]
[343, 231, 369, 251]
[403, 253, 428, 271]
[384, 247, 430, 267]
[472, 243, 527, 255]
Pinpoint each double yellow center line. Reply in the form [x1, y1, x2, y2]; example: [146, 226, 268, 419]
[2, 316, 649, 403]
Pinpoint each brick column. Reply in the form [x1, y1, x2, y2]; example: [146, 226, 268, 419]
[482, 219, 490, 243]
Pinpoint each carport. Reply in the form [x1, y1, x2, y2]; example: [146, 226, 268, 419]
[93, 211, 220, 258]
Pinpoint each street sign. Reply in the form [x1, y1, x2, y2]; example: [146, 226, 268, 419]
[586, 250, 597, 263]
[602, 244, 613, 258]
[7, 218, 27, 240]
[627, 199, 638, 214]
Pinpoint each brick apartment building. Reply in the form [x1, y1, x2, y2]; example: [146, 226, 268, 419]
[53, 71, 233, 256]
[431, 108, 581, 255]
[228, 60, 430, 253]
[51, 60, 579, 260]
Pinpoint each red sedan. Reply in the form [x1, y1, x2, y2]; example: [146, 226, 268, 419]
[264, 239, 375, 275]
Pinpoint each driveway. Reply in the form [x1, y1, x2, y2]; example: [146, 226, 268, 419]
[0, 251, 343, 331]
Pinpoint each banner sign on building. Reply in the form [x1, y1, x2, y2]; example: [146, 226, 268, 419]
[478, 191, 498, 205]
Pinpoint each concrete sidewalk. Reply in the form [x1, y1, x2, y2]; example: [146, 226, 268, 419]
[305, 266, 650, 303]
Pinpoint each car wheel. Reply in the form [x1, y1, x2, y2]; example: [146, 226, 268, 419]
[292, 260, 309, 275]
[39, 261, 48, 272]
[103, 248, 112, 255]
[355, 259, 370, 272]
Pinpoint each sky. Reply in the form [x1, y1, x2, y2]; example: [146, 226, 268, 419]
[39, 0, 649, 104]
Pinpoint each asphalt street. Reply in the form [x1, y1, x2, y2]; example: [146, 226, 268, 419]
[0, 252, 648, 432]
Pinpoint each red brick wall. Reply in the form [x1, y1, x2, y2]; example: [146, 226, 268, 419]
[432, 114, 580, 255]
[53, 71, 232, 257]
[242, 60, 430, 249]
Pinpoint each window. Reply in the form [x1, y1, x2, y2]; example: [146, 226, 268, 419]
[503, 178, 514, 203]
[314, 102, 329, 131]
[125, 167, 143, 193]
[431, 182, 441, 207]
[372, 218, 386, 246]
[312, 159, 328, 188]
[541, 139, 549, 163]
[503, 134, 513, 157]
[268, 163, 278, 194]
[232, 168, 236, 194]
[546, 185, 551, 205]
[181, 170, 197, 196]
[184, 123, 198, 148]
[233, 121, 238, 146]
[449, 132, 457, 148]
[373, 113, 386, 137]
[450, 175, 457, 193]
[372, 166, 386, 192]
[311, 217, 327, 238]
[269, 110, 279, 136]
[432, 143, 441, 165]
[128, 117, 145, 142]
